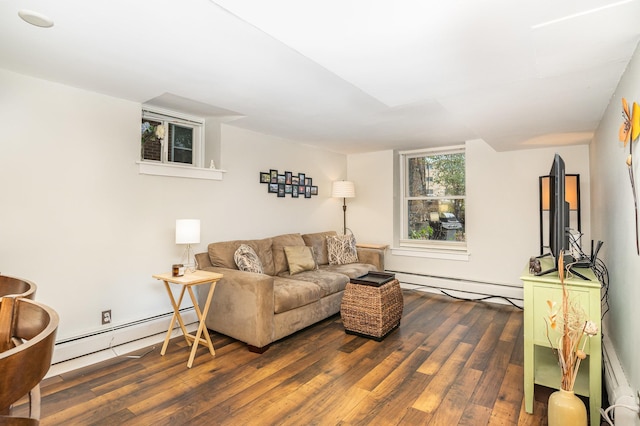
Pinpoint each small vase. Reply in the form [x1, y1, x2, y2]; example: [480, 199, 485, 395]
[548, 389, 587, 426]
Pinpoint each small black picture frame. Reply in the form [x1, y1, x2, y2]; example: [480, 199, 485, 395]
[278, 184, 285, 197]
[305, 186, 311, 198]
[292, 176, 300, 185]
[292, 185, 299, 198]
[270, 169, 278, 184]
[260, 172, 270, 183]
[285, 171, 292, 185]
[268, 183, 278, 193]
[277, 174, 286, 185]
[310, 186, 318, 195]
[285, 184, 292, 194]
[298, 173, 305, 183]
[305, 177, 312, 186]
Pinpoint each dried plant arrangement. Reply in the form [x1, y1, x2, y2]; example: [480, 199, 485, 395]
[544, 252, 598, 391]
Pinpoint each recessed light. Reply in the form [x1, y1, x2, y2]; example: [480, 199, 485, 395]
[18, 9, 54, 28]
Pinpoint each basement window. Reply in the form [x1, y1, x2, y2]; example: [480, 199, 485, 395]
[398, 146, 467, 255]
[138, 106, 223, 180]
[141, 107, 203, 167]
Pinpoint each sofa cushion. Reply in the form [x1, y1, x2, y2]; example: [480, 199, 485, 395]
[327, 234, 358, 265]
[208, 237, 275, 276]
[271, 233, 306, 275]
[283, 246, 317, 275]
[273, 277, 322, 314]
[302, 231, 337, 266]
[319, 263, 377, 279]
[234, 244, 263, 274]
[278, 269, 349, 297]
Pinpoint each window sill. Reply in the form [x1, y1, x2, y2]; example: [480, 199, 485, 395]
[391, 246, 470, 261]
[137, 161, 225, 180]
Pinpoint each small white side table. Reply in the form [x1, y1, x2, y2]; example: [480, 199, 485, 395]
[153, 270, 223, 368]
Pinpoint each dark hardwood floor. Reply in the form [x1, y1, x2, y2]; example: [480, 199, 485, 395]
[15, 290, 562, 425]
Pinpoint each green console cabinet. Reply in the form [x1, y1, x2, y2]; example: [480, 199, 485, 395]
[521, 257, 601, 426]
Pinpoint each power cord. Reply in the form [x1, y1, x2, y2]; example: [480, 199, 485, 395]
[107, 324, 156, 360]
[600, 403, 640, 425]
[440, 290, 523, 310]
[566, 233, 610, 319]
[385, 269, 523, 309]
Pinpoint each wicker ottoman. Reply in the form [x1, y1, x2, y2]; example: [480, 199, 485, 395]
[340, 276, 403, 341]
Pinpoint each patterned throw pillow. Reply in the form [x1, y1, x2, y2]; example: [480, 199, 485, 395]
[234, 244, 264, 274]
[327, 233, 358, 265]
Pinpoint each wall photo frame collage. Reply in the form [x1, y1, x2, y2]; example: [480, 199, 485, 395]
[259, 170, 318, 198]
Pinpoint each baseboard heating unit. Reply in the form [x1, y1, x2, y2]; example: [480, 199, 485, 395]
[602, 325, 640, 425]
[47, 308, 197, 377]
[389, 270, 524, 308]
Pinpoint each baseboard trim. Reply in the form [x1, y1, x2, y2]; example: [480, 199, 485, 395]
[47, 308, 198, 378]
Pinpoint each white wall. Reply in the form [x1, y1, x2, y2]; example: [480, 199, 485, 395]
[590, 42, 640, 396]
[348, 140, 591, 290]
[0, 69, 346, 342]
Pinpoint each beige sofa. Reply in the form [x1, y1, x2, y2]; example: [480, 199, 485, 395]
[195, 231, 385, 353]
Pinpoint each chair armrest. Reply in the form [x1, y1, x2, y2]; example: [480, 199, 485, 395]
[356, 247, 385, 271]
[195, 252, 212, 269]
[195, 267, 274, 349]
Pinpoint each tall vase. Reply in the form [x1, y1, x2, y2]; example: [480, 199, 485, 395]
[548, 389, 587, 426]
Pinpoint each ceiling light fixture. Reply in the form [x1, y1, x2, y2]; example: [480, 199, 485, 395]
[18, 9, 54, 28]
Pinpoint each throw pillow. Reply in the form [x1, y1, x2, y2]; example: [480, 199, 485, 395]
[327, 233, 358, 265]
[283, 246, 317, 275]
[234, 244, 264, 274]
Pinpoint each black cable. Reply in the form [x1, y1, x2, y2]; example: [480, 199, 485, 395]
[568, 233, 610, 319]
[439, 289, 523, 310]
[386, 269, 523, 309]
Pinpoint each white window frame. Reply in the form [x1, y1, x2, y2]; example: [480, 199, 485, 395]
[398, 145, 467, 253]
[141, 106, 204, 168]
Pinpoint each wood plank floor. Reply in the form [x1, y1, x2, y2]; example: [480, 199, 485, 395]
[15, 290, 570, 425]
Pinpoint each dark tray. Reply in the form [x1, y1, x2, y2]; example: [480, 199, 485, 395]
[350, 271, 396, 287]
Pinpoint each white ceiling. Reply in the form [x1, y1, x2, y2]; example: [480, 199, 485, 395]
[1, 0, 639, 154]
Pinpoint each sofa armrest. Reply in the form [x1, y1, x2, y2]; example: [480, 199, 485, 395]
[195, 252, 212, 269]
[195, 266, 274, 349]
[356, 247, 385, 271]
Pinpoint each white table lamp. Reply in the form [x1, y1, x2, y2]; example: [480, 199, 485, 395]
[176, 219, 200, 272]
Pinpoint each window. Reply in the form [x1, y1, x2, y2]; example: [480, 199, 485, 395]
[141, 107, 203, 167]
[400, 146, 466, 249]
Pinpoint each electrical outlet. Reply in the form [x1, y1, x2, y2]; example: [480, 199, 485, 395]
[101, 310, 111, 325]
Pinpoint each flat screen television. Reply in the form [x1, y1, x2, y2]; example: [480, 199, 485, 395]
[537, 154, 572, 276]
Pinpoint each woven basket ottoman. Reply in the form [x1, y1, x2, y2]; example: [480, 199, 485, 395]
[340, 276, 403, 341]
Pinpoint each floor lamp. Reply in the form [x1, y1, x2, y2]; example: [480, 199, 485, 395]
[332, 181, 355, 235]
[176, 219, 200, 272]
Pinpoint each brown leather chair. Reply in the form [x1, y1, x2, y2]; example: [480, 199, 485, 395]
[0, 294, 58, 425]
[0, 276, 36, 300]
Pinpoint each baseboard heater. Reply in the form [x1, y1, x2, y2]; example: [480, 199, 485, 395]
[387, 269, 524, 308]
[602, 325, 640, 425]
[50, 307, 197, 373]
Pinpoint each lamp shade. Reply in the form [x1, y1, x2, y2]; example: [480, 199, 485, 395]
[540, 175, 579, 210]
[332, 181, 355, 198]
[175, 219, 200, 244]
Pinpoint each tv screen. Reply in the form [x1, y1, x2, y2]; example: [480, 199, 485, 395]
[538, 154, 571, 276]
